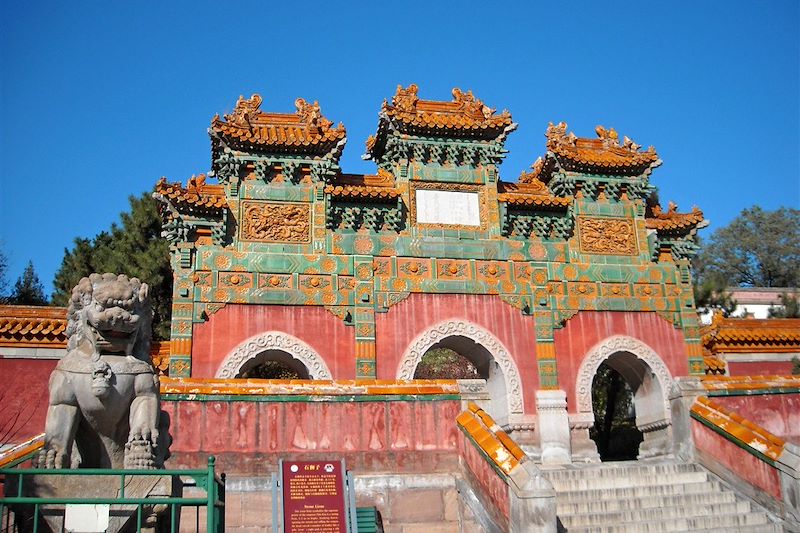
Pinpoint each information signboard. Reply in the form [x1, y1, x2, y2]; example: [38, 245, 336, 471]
[281, 460, 348, 533]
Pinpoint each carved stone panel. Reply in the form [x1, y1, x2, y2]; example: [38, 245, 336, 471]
[578, 216, 637, 256]
[240, 201, 311, 243]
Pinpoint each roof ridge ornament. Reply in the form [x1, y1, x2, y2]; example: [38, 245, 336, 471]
[295, 98, 332, 133]
[225, 94, 263, 128]
[595, 125, 620, 147]
[452, 87, 494, 119]
[392, 83, 419, 113]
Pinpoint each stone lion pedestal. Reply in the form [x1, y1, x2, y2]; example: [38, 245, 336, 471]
[6, 473, 180, 533]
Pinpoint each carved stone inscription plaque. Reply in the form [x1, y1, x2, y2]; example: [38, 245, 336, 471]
[578, 216, 637, 255]
[240, 201, 311, 243]
[415, 189, 481, 226]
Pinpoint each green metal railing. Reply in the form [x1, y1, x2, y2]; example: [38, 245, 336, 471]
[1, 456, 224, 532]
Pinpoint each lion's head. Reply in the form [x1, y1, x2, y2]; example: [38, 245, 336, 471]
[66, 273, 152, 361]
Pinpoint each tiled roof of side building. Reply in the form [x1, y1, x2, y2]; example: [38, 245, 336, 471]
[210, 94, 346, 155]
[703, 354, 727, 375]
[0, 305, 67, 348]
[0, 304, 170, 373]
[701, 312, 800, 354]
[544, 122, 661, 176]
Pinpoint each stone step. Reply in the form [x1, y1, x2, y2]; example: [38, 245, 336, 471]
[560, 499, 752, 528]
[561, 510, 776, 532]
[698, 524, 783, 533]
[556, 489, 736, 515]
[546, 470, 708, 491]
[552, 479, 721, 503]
[543, 461, 698, 480]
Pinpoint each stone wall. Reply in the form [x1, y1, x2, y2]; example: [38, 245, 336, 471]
[160, 380, 463, 476]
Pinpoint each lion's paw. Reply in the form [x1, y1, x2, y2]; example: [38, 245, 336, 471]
[124, 435, 156, 470]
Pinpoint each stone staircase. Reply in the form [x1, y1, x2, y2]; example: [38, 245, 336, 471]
[540, 460, 783, 532]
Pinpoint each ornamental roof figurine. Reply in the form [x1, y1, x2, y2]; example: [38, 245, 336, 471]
[210, 94, 346, 158]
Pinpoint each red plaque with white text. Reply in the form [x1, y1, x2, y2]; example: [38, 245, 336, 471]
[281, 460, 348, 533]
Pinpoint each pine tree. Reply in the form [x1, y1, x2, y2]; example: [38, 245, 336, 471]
[52, 192, 172, 339]
[10, 261, 48, 305]
[0, 243, 9, 303]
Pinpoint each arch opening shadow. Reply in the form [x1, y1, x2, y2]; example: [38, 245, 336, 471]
[416, 336, 508, 420]
[237, 349, 311, 379]
[590, 361, 643, 461]
[575, 336, 674, 461]
[397, 321, 524, 425]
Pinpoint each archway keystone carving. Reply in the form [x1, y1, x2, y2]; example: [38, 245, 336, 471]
[216, 331, 333, 379]
[396, 320, 524, 414]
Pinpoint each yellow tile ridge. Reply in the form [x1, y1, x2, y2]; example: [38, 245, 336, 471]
[691, 396, 785, 461]
[456, 403, 528, 476]
[702, 375, 800, 392]
[0, 433, 45, 468]
[160, 377, 460, 396]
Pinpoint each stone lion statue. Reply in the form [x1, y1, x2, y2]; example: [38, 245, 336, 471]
[37, 273, 169, 469]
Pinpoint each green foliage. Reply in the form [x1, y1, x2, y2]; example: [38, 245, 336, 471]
[792, 357, 800, 376]
[52, 192, 172, 339]
[240, 361, 302, 379]
[414, 347, 479, 379]
[692, 270, 738, 316]
[694, 206, 800, 288]
[768, 292, 800, 318]
[10, 261, 48, 305]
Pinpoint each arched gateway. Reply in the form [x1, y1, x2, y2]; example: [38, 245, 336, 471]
[216, 331, 333, 380]
[575, 335, 674, 460]
[396, 320, 524, 422]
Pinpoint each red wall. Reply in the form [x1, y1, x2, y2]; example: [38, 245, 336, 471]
[553, 311, 688, 412]
[457, 429, 510, 528]
[727, 361, 794, 376]
[161, 399, 461, 475]
[374, 294, 539, 412]
[191, 304, 356, 378]
[691, 418, 782, 500]
[715, 393, 800, 444]
[0, 358, 55, 444]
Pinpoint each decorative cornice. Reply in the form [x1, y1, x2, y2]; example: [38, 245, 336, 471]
[545, 122, 661, 177]
[211, 94, 346, 156]
[365, 84, 516, 162]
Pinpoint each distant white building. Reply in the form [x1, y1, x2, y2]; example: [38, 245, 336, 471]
[699, 287, 798, 324]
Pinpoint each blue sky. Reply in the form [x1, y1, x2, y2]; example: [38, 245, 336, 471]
[1, 1, 798, 296]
